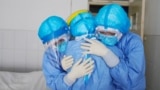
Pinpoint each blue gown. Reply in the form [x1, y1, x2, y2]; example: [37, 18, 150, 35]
[42, 32, 146, 90]
[65, 39, 114, 90]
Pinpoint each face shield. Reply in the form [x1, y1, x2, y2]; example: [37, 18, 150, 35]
[96, 26, 122, 46]
[44, 34, 69, 52]
[38, 16, 70, 52]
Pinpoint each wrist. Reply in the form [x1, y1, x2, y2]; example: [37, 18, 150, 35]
[64, 73, 76, 86]
[101, 48, 109, 57]
[67, 72, 77, 82]
[102, 50, 119, 67]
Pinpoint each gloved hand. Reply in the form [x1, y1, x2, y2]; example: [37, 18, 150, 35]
[64, 58, 94, 85]
[81, 38, 119, 67]
[81, 38, 109, 57]
[61, 55, 73, 71]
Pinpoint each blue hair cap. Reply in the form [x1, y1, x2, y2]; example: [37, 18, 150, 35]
[38, 16, 68, 44]
[70, 12, 96, 37]
[96, 3, 131, 34]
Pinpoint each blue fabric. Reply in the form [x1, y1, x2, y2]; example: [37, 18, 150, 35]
[42, 47, 70, 90]
[65, 40, 114, 90]
[70, 12, 96, 37]
[109, 32, 146, 90]
[95, 3, 130, 34]
[57, 41, 68, 53]
[38, 16, 68, 44]
[97, 33, 118, 46]
[42, 32, 146, 90]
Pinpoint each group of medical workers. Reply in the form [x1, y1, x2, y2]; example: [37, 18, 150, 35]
[38, 3, 146, 90]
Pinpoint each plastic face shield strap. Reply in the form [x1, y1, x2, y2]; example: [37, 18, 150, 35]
[75, 34, 93, 83]
[81, 54, 91, 84]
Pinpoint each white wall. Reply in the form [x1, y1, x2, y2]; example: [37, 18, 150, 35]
[0, 0, 88, 72]
[145, 0, 160, 35]
[0, 0, 71, 72]
[0, 30, 44, 72]
[0, 0, 71, 31]
[71, 0, 88, 13]
[144, 0, 160, 90]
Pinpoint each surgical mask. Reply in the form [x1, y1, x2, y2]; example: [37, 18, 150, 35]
[57, 41, 67, 53]
[98, 33, 118, 46]
[96, 26, 122, 46]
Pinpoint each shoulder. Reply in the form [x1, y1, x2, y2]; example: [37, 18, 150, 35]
[120, 32, 142, 44]
[118, 32, 144, 51]
[123, 32, 142, 41]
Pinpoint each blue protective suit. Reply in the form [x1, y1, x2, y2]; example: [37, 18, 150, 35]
[42, 41, 114, 90]
[42, 31, 145, 90]
[42, 47, 69, 90]
[65, 40, 114, 90]
[110, 32, 146, 90]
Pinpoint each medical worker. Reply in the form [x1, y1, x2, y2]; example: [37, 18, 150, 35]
[81, 3, 146, 90]
[38, 16, 93, 90]
[61, 10, 115, 90]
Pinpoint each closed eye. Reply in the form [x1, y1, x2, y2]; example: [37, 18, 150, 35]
[58, 38, 65, 44]
[99, 31, 116, 36]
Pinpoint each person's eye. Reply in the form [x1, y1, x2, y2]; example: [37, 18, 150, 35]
[99, 31, 106, 34]
[55, 42, 58, 46]
[58, 38, 65, 44]
[105, 32, 116, 36]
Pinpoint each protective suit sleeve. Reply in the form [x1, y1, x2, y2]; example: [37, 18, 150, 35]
[42, 47, 70, 90]
[109, 34, 146, 90]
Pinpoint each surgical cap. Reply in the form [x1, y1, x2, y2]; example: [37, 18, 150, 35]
[95, 3, 131, 34]
[67, 10, 96, 37]
[38, 16, 69, 44]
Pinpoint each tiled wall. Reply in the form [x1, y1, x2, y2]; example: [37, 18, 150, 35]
[0, 29, 44, 72]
